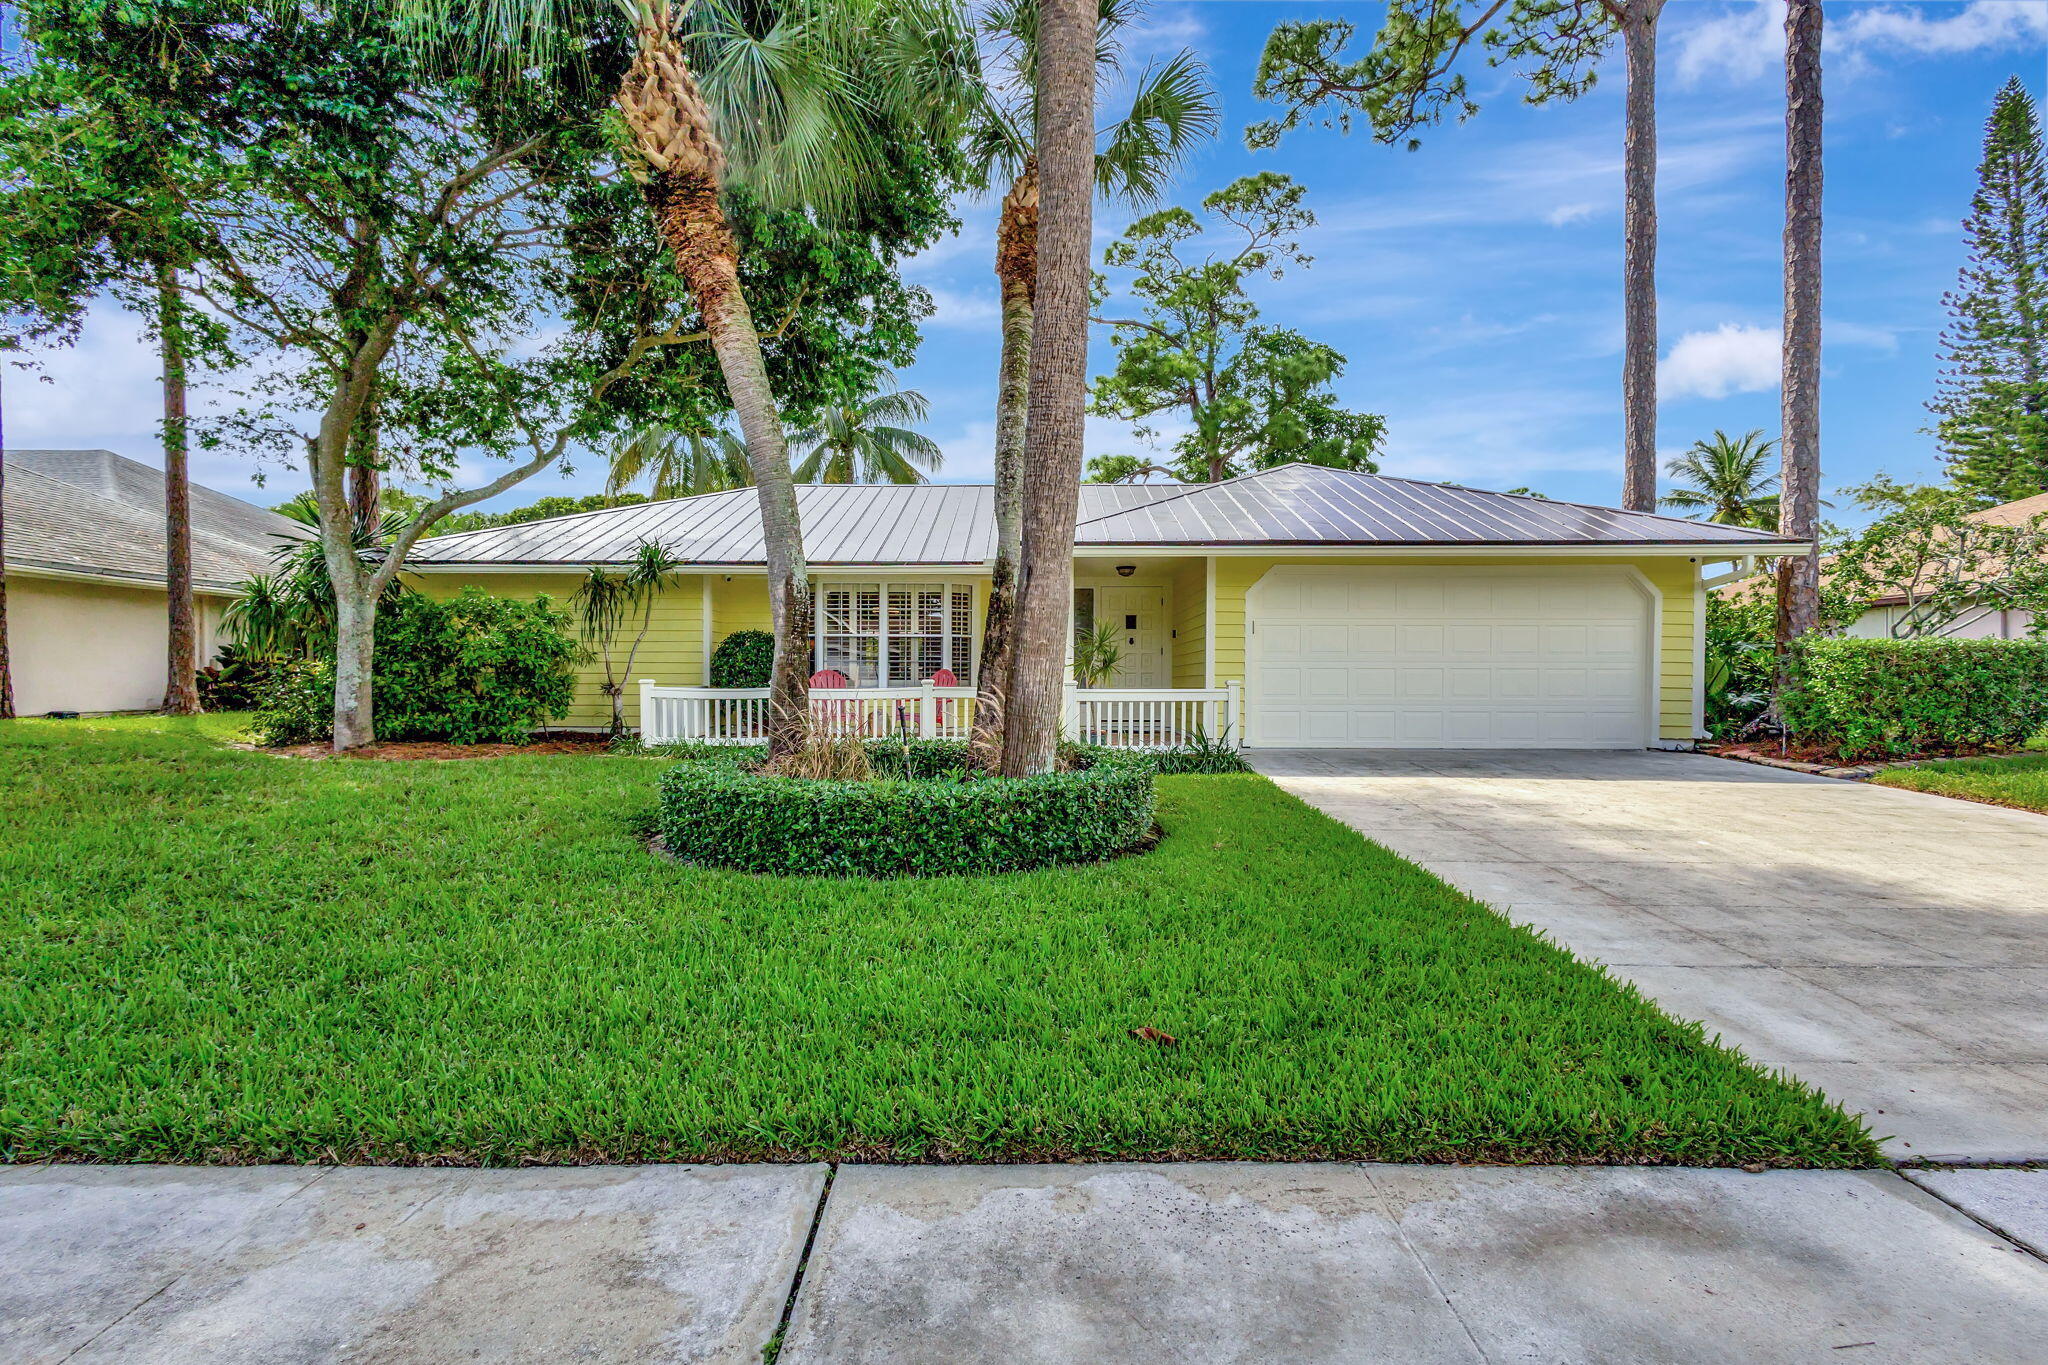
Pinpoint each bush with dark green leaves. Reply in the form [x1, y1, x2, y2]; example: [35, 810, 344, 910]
[1782, 636, 2048, 759]
[252, 588, 580, 746]
[253, 659, 336, 745]
[657, 742, 1157, 877]
[196, 644, 287, 712]
[709, 630, 775, 688]
[376, 589, 581, 744]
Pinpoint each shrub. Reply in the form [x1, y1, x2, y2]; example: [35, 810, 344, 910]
[253, 659, 335, 745]
[250, 588, 580, 747]
[376, 589, 581, 744]
[196, 644, 287, 712]
[1782, 636, 2048, 759]
[657, 742, 1157, 877]
[709, 630, 775, 688]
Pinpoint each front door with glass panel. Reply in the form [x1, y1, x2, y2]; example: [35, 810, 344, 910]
[1093, 584, 1168, 687]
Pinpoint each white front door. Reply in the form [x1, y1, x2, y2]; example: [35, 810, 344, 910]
[1247, 565, 1652, 748]
[1093, 585, 1169, 688]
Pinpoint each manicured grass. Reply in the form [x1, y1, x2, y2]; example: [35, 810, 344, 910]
[1871, 752, 2048, 815]
[0, 714, 1875, 1167]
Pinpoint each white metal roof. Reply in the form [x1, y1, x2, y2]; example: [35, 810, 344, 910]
[409, 464, 1804, 568]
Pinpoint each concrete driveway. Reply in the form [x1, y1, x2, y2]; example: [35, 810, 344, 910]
[1251, 748, 2048, 1162]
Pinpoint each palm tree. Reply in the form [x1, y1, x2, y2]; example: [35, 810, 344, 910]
[964, 0, 1216, 768]
[607, 421, 753, 500]
[157, 262, 199, 715]
[573, 538, 685, 736]
[0, 367, 13, 719]
[410, 0, 971, 761]
[1661, 430, 1781, 528]
[790, 385, 943, 484]
[1777, 0, 1825, 663]
[1003, 0, 1098, 776]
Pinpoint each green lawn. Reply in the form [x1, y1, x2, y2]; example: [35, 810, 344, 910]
[0, 714, 1875, 1167]
[1871, 751, 2048, 815]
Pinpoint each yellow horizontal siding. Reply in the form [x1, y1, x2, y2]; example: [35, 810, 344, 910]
[1207, 555, 1703, 743]
[420, 572, 705, 728]
[1170, 559, 1207, 688]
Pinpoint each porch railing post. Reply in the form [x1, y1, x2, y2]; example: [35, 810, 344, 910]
[1062, 682, 1081, 744]
[919, 680, 937, 739]
[637, 679, 657, 741]
[1226, 680, 1244, 747]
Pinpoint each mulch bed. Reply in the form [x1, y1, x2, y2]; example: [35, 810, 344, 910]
[265, 734, 613, 762]
[1704, 740, 2033, 780]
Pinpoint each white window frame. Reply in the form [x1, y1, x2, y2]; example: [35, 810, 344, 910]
[813, 580, 978, 686]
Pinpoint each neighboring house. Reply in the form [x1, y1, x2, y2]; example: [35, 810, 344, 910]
[1841, 491, 2048, 641]
[2, 449, 304, 715]
[411, 463, 1802, 750]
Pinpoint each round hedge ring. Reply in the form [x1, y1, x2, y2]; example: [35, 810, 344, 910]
[656, 746, 1158, 878]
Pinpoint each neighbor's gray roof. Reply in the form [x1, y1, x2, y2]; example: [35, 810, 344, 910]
[4, 449, 305, 591]
[409, 463, 1803, 568]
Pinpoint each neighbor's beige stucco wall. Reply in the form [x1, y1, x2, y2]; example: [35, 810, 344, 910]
[10, 573, 228, 716]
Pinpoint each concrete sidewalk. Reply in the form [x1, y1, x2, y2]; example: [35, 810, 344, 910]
[5, 1162, 2044, 1364]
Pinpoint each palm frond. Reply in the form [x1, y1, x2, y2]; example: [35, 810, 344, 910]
[1098, 48, 1218, 204]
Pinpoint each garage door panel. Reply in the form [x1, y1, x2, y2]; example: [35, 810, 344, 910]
[1251, 566, 1650, 749]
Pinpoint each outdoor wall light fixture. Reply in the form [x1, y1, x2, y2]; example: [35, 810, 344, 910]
[1115, 564, 1136, 577]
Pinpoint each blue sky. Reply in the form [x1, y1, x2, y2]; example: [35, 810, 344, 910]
[10, 1, 2048, 521]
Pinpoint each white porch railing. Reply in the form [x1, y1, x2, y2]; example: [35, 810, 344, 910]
[638, 680, 1242, 750]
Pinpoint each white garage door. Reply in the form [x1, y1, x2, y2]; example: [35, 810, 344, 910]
[1248, 565, 1652, 749]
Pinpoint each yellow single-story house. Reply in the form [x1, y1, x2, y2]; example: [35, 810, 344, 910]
[3, 448, 304, 715]
[410, 463, 1807, 749]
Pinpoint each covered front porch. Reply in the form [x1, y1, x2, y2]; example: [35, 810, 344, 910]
[647, 553, 1232, 748]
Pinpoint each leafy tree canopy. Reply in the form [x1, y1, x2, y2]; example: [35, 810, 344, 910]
[1246, 1, 1615, 152]
[1090, 171, 1384, 483]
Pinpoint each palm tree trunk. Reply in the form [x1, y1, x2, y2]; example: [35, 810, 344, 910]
[971, 165, 1037, 769]
[158, 260, 201, 716]
[1618, 0, 1665, 513]
[622, 11, 812, 761]
[650, 175, 813, 760]
[1, 364, 14, 720]
[1776, 0, 1824, 668]
[1002, 0, 1094, 777]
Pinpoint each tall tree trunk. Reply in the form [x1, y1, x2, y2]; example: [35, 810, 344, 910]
[158, 261, 200, 715]
[332, 580, 377, 750]
[622, 11, 812, 761]
[1002, 0, 1095, 777]
[1618, 0, 1665, 513]
[348, 386, 381, 538]
[0, 364, 14, 720]
[971, 164, 1037, 769]
[1776, 0, 1824, 674]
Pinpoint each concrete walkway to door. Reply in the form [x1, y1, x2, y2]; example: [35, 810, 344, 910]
[1250, 748, 2048, 1163]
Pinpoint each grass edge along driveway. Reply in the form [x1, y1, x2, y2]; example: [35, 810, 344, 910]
[1870, 751, 2048, 816]
[0, 715, 1877, 1168]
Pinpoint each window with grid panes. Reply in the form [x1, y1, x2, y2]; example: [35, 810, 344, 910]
[814, 582, 975, 685]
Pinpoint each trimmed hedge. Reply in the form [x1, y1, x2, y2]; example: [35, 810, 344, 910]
[1783, 636, 2048, 759]
[656, 741, 1157, 877]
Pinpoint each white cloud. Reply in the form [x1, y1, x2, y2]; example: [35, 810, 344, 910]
[1546, 202, 1599, 227]
[1674, 1, 1786, 87]
[1828, 319, 1902, 354]
[1840, 0, 2048, 55]
[1658, 323, 1781, 401]
[922, 285, 1002, 329]
[1675, 0, 2048, 87]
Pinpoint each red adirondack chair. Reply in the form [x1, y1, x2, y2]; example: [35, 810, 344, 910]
[928, 668, 961, 732]
[809, 668, 856, 735]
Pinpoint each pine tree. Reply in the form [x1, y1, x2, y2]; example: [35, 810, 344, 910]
[1930, 76, 2048, 503]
